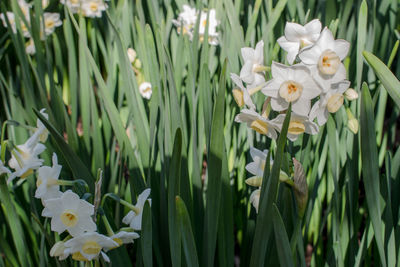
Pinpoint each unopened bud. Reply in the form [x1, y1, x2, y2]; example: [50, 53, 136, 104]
[293, 158, 308, 218]
[134, 58, 142, 69]
[346, 108, 359, 134]
[127, 48, 137, 63]
[232, 89, 244, 107]
[250, 189, 261, 213]
[344, 88, 358, 101]
[245, 176, 262, 187]
[327, 93, 344, 113]
[228, 148, 235, 173]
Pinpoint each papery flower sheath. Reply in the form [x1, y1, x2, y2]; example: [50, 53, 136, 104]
[277, 19, 322, 64]
[43, 190, 97, 236]
[261, 62, 321, 116]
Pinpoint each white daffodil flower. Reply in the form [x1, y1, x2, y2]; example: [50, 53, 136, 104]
[299, 27, 349, 82]
[60, 0, 81, 13]
[122, 188, 151, 231]
[81, 0, 108, 18]
[234, 109, 278, 140]
[50, 241, 70, 260]
[26, 38, 36, 55]
[272, 113, 319, 141]
[0, 12, 30, 37]
[105, 231, 140, 251]
[139, 82, 152, 99]
[250, 188, 260, 213]
[35, 153, 62, 200]
[240, 40, 265, 85]
[0, 159, 11, 176]
[261, 62, 321, 116]
[64, 232, 118, 262]
[277, 19, 322, 64]
[8, 131, 46, 183]
[35, 108, 49, 142]
[309, 80, 350, 126]
[172, 4, 197, 38]
[43, 13, 62, 37]
[198, 9, 220, 45]
[230, 73, 257, 109]
[43, 190, 97, 237]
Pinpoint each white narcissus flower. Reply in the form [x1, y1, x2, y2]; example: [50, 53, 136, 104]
[60, 0, 81, 14]
[272, 113, 319, 141]
[230, 73, 256, 109]
[105, 231, 140, 251]
[277, 19, 322, 64]
[198, 9, 220, 45]
[240, 40, 265, 85]
[64, 232, 118, 262]
[139, 82, 152, 100]
[234, 109, 278, 140]
[43, 13, 62, 36]
[0, 12, 30, 37]
[50, 241, 70, 260]
[309, 80, 350, 126]
[250, 188, 260, 213]
[35, 108, 49, 142]
[122, 188, 151, 231]
[299, 28, 349, 88]
[8, 131, 46, 182]
[262, 62, 321, 116]
[26, 38, 36, 55]
[43, 190, 97, 237]
[81, 0, 108, 18]
[35, 153, 62, 200]
[172, 5, 197, 38]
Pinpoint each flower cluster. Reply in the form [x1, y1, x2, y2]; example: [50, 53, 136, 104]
[172, 5, 220, 45]
[127, 48, 152, 100]
[0, 110, 151, 263]
[61, 0, 109, 18]
[232, 19, 358, 142]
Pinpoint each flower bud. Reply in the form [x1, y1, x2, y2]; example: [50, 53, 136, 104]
[293, 158, 308, 218]
[134, 58, 142, 69]
[327, 93, 344, 113]
[346, 108, 359, 134]
[245, 176, 262, 187]
[232, 89, 244, 107]
[344, 88, 358, 101]
[127, 48, 137, 63]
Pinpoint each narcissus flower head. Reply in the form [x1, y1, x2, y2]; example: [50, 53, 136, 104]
[64, 232, 118, 262]
[277, 19, 322, 64]
[122, 188, 151, 231]
[240, 40, 266, 85]
[139, 82, 152, 100]
[272, 113, 319, 141]
[81, 0, 108, 18]
[234, 109, 279, 140]
[105, 231, 140, 251]
[43, 190, 97, 236]
[35, 153, 62, 200]
[50, 241, 70, 261]
[43, 13, 62, 37]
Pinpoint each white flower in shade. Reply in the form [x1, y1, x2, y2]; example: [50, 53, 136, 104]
[25, 38, 35, 55]
[0, 159, 11, 176]
[234, 109, 278, 140]
[64, 232, 118, 262]
[309, 80, 350, 126]
[272, 113, 319, 141]
[230, 73, 256, 109]
[42, 0, 50, 9]
[172, 5, 197, 38]
[261, 62, 321, 116]
[105, 231, 140, 251]
[35, 153, 62, 200]
[18, 0, 32, 21]
[250, 188, 260, 213]
[198, 9, 220, 45]
[60, 0, 81, 13]
[299, 28, 349, 87]
[50, 241, 70, 260]
[81, 0, 108, 18]
[43, 13, 62, 37]
[43, 190, 97, 237]
[0, 10, 30, 38]
[8, 132, 46, 182]
[277, 19, 322, 64]
[139, 82, 152, 99]
[122, 188, 151, 231]
[127, 48, 137, 64]
[240, 41, 265, 85]
[35, 109, 49, 142]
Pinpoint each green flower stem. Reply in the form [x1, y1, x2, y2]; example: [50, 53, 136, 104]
[102, 215, 115, 236]
[119, 199, 140, 214]
[56, 179, 76, 186]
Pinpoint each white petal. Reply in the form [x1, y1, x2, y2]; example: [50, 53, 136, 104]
[270, 97, 289, 112]
[240, 61, 254, 84]
[292, 98, 311, 116]
[299, 45, 321, 65]
[285, 22, 306, 42]
[334, 39, 350, 60]
[317, 110, 329, 126]
[304, 19, 322, 40]
[241, 47, 254, 61]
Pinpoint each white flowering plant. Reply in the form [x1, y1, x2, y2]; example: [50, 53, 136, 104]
[0, 0, 399, 266]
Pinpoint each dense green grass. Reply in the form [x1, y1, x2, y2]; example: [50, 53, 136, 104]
[1, 0, 400, 266]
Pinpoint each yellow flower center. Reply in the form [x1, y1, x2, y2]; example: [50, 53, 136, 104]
[82, 241, 102, 255]
[72, 252, 89, 261]
[250, 120, 269, 135]
[90, 2, 99, 12]
[279, 80, 303, 102]
[327, 93, 344, 113]
[288, 120, 305, 135]
[45, 20, 54, 29]
[113, 238, 123, 246]
[318, 49, 340, 75]
[60, 210, 78, 227]
[232, 89, 244, 107]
